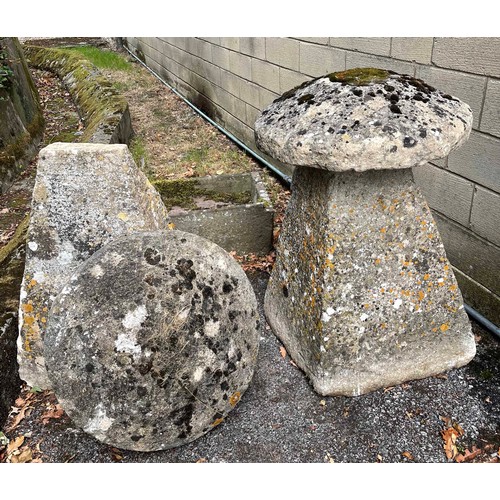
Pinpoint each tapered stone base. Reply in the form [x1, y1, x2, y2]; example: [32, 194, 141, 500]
[264, 166, 476, 396]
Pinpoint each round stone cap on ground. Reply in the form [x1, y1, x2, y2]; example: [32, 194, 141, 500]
[255, 68, 473, 171]
[44, 230, 260, 452]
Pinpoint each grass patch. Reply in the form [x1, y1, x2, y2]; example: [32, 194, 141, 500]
[66, 46, 131, 71]
[129, 136, 149, 171]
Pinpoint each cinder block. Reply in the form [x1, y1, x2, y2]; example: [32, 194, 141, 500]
[391, 37, 434, 64]
[448, 130, 500, 193]
[239, 38, 266, 59]
[220, 69, 242, 98]
[213, 86, 246, 121]
[299, 42, 345, 77]
[259, 87, 279, 108]
[266, 38, 300, 71]
[345, 51, 415, 76]
[195, 38, 213, 62]
[432, 38, 500, 77]
[415, 65, 486, 129]
[219, 38, 240, 51]
[452, 267, 500, 327]
[330, 37, 391, 56]
[294, 37, 329, 45]
[199, 37, 220, 45]
[212, 45, 230, 70]
[433, 212, 500, 297]
[480, 78, 500, 138]
[229, 51, 252, 80]
[413, 164, 474, 227]
[245, 103, 261, 128]
[470, 186, 500, 246]
[252, 58, 280, 93]
[279, 67, 309, 94]
[240, 80, 261, 109]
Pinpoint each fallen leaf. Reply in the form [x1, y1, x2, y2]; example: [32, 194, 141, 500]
[289, 359, 298, 368]
[279, 346, 287, 359]
[6, 405, 30, 431]
[7, 435, 25, 455]
[376, 454, 383, 463]
[402, 451, 414, 461]
[320, 400, 326, 406]
[441, 427, 461, 460]
[110, 447, 123, 462]
[434, 373, 448, 380]
[196, 458, 208, 463]
[456, 446, 482, 463]
[11, 447, 33, 463]
[41, 404, 65, 425]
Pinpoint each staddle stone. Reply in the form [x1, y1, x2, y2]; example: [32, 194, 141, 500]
[255, 68, 476, 396]
[18, 143, 171, 390]
[44, 230, 260, 451]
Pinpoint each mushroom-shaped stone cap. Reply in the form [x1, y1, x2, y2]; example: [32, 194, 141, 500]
[255, 68, 473, 172]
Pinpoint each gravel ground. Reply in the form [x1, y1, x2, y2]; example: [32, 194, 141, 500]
[2, 270, 499, 463]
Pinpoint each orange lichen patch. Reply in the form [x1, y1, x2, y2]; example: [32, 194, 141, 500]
[42, 306, 48, 312]
[229, 391, 241, 407]
[401, 290, 411, 297]
[23, 316, 35, 326]
[418, 291, 425, 302]
[432, 327, 438, 333]
[23, 338, 32, 352]
[380, 323, 387, 329]
[420, 220, 427, 226]
[211, 418, 224, 427]
[380, 227, 387, 234]
[423, 274, 430, 281]
[443, 265, 449, 271]
[380, 288, 385, 294]
[167, 222, 175, 230]
[449, 284, 457, 291]
[374, 258, 381, 265]
[427, 233, 434, 239]
[22, 303, 34, 313]
[403, 261, 411, 267]
[364, 303, 370, 309]
[325, 260, 335, 270]
[41, 317, 47, 324]
[440, 323, 450, 332]
[27, 279, 38, 289]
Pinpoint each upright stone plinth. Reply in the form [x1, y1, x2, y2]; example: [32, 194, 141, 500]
[255, 68, 476, 396]
[18, 143, 171, 390]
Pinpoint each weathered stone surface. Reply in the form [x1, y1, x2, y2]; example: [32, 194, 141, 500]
[23, 45, 133, 145]
[19, 143, 171, 390]
[0, 217, 27, 425]
[0, 38, 43, 193]
[264, 167, 476, 396]
[256, 68, 476, 396]
[254, 68, 472, 172]
[44, 231, 260, 451]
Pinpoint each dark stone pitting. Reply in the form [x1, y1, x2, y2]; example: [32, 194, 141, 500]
[44, 230, 259, 451]
[254, 67, 476, 396]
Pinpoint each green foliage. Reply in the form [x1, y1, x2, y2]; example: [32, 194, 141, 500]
[65, 46, 131, 71]
[0, 45, 14, 97]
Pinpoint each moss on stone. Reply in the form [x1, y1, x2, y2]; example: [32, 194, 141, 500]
[23, 45, 131, 144]
[0, 214, 29, 267]
[152, 178, 252, 210]
[327, 68, 391, 86]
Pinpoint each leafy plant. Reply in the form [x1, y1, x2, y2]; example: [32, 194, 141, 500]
[0, 45, 14, 97]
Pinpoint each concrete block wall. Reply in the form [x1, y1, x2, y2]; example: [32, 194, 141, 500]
[124, 37, 500, 324]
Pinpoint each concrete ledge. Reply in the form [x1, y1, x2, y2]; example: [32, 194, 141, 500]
[23, 45, 133, 145]
[153, 172, 274, 255]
